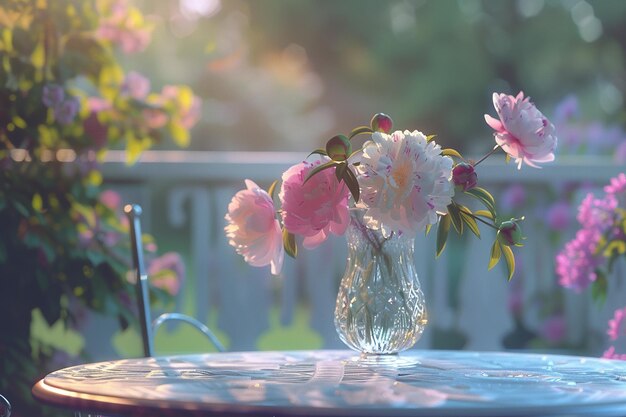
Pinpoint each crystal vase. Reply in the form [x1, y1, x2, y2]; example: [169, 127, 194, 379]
[334, 210, 427, 354]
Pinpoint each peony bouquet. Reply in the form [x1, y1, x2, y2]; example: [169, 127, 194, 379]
[225, 92, 557, 280]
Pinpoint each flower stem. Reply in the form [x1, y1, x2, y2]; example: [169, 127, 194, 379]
[457, 206, 499, 231]
[473, 144, 501, 167]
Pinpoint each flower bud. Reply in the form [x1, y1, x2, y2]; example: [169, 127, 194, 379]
[370, 113, 393, 133]
[497, 220, 523, 246]
[452, 162, 478, 191]
[326, 134, 351, 161]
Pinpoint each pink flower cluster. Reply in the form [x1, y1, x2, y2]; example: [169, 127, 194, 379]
[557, 173, 626, 360]
[96, 0, 152, 54]
[604, 307, 626, 360]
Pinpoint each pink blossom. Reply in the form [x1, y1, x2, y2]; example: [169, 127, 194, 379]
[121, 71, 151, 100]
[555, 227, 602, 291]
[96, 0, 152, 54]
[225, 180, 284, 275]
[87, 97, 113, 113]
[485, 91, 557, 169]
[603, 346, 626, 361]
[279, 159, 350, 249]
[161, 85, 202, 129]
[100, 189, 121, 210]
[577, 193, 616, 230]
[607, 307, 626, 341]
[143, 109, 168, 129]
[148, 252, 185, 296]
[546, 201, 572, 231]
[605, 173, 626, 208]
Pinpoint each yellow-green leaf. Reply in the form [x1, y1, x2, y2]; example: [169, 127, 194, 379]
[501, 244, 515, 281]
[474, 210, 494, 220]
[31, 41, 45, 69]
[349, 125, 373, 139]
[267, 180, 279, 199]
[169, 122, 190, 147]
[426, 134, 436, 141]
[441, 148, 463, 159]
[304, 160, 336, 184]
[282, 228, 297, 258]
[488, 240, 501, 270]
[436, 215, 451, 258]
[459, 206, 480, 238]
[307, 148, 327, 158]
[447, 203, 463, 235]
[465, 187, 496, 218]
[425, 224, 432, 236]
[32, 193, 43, 212]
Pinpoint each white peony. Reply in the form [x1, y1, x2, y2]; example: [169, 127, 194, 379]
[355, 130, 454, 237]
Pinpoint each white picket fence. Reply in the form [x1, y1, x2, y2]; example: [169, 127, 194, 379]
[101, 151, 626, 356]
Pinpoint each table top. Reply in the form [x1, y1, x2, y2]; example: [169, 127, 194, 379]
[33, 349, 626, 417]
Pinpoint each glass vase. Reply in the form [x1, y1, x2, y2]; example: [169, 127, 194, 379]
[334, 210, 427, 354]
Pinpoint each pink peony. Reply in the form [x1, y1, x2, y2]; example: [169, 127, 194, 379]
[485, 91, 557, 169]
[279, 159, 350, 249]
[356, 130, 454, 237]
[225, 180, 284, 275]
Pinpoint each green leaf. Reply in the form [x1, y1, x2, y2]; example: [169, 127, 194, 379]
[267, 180, 279, 199]
[441, 148, 463, 159]
[282, 228, 297, 258]
[474, 209, 494, 220]
[501, 243, 515, 281]
[591, 271, 607, 305]
[465, 187, 496, 218]
[335, 161, 347, 182]
[307, 148, 327, 158]
[447, 203, 463, 235]
[349, 125, 373, 139]
[458, 206, 480, 238]
[343, 165, 360, 202]
[488, 240, 501, 270]
[304, 160, 336, 184]
[425, 224, 432, 236]
[436, 215, 451, 258]
[426, 134, 436, 141]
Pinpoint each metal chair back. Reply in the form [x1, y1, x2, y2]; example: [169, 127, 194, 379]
[124, 204, 225, 357]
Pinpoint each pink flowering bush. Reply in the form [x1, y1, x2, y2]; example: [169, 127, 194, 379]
[226, 92, 557, 279]
[556, 173, 626, 358]
[0, 1, 198, 413]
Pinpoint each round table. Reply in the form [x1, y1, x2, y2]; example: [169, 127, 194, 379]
[33, 349, 626, 416]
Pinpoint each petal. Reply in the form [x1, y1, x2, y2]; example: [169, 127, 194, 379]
[303, 229, 328, 249]
[484, 114, 504, 132]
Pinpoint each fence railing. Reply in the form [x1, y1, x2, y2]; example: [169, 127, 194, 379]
[101, 151, 626, 355]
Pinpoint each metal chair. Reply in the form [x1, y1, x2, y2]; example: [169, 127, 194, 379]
[124, 204, 225, 357]
[0, 394, 10, 417]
